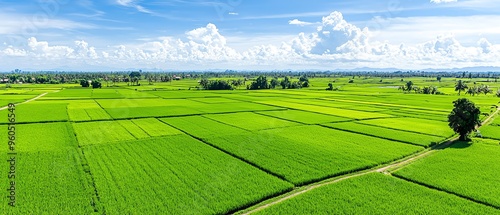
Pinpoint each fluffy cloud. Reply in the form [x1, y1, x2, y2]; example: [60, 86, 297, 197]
[1, 12, 500, 70]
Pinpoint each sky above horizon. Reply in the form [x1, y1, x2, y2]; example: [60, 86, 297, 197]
[1, 0, 499, 71]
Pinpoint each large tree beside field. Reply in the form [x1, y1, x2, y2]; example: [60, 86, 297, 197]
[448, 98, 481, 141]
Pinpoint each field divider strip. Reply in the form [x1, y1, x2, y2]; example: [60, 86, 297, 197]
[158, 120, 291, 183]
[354, 120, 449, 138]
[236, 133, 460, 214]
[319, 124, 430, 148]
[0, 92, 48, 111]
[391, 174, 500, 210]
[76, 147, 106, 214]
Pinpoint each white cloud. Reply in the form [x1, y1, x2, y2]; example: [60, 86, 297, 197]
[0, 13, 95, 35]
[431, 0, 458, 4]
[228, 12, 239, 16]
[116, 0, 152, 14]
[288, 19, 314, 26]
[1, 11, 500, 70]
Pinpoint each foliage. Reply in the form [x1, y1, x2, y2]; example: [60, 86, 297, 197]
[199, 79, 233, 90]
[270, 77, 279, 89]
[80, 79, 90, 87]
[255, 173, 499, 214]
[326, 82, 334, 91]
[394, 139, 500, 208]
[448, 98, 481, 140]
[248, 75, 270, 90]
[91, 80, 102, 88]
[455, 80, 468, 95]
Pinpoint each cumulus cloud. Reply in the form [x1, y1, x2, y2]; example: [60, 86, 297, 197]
[430, 0, 458, 3]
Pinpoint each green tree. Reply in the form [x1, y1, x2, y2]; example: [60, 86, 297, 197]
[270, 77, 279, 89]
[405, 81, 414, 92]
[280, 76, 291, 89]
[448, 98, 481, 141]
[248, 76, 269, 90]
[326, 83, 334, 91]
[129, 71, 141, 86]
[455, 80, 468, 95]
[91, 80, 102, 89]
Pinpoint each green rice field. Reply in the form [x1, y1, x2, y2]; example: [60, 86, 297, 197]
[1, 76, 499, 214]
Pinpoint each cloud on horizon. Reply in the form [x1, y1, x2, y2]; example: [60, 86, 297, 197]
[1, 11, 499, 70]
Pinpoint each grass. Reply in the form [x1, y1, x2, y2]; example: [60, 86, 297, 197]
[257, 109, 351, 124]
[160, 115, 250, 139]
[130, 118, 183, 136]
[203, 112, 300, 131]
[72, 121, 136, 146]
[205, 125, 422, 185]
[84, 135, 293, 214]
[358, 117, 454, 137]
[0, 123, 94, 214]
[393, 139, 500, 208]
[257, 100, 393, 119]
[480, 125, 500, 140]
[253, 173, 500, 215]
[323, 122, 445, 147]
[0, 102, 68, 123]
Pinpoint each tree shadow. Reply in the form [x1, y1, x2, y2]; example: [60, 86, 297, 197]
[448, 140, 473, 149]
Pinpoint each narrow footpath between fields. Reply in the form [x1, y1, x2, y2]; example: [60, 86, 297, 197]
[0, 92, 49, 111]
[239, 105, 500, 215]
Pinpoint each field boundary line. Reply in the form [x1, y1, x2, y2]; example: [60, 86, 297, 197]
[319, 124, 431, 148]
[237, 135, 457, 215]
[0, 92, 48, 110]
[392, 174, 500, 210]
[158, 119, 290, 182]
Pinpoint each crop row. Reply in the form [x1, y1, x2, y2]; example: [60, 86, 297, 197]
[203, 112, 300, 131]
[0, 123, 94, 214]
[393, 139, 500, 208]
[257, 100, 392, 120]
[254, 173, 499, 214]
[72, 118, 182, 146]
[323, 122, 445, 147]
[358, 117, 454, 138]
[257, 109, 351, 124]
[166, 115, 423, 185]
[83, 135, 293, 214]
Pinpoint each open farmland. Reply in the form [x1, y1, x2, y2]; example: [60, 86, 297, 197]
[393, 139, 500, 208]
[250, 173, 500, 214]
[1, 75, 499, 214]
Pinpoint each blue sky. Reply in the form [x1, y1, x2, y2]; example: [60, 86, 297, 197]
[1, 0, 499, 71]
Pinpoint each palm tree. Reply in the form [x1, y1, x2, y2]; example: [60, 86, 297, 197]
[455, 80, 468, 95]
[405, 81, 414, 93]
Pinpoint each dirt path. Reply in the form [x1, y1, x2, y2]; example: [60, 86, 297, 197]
[240, 106, 500, 215]
[0, 92, 48, 111]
